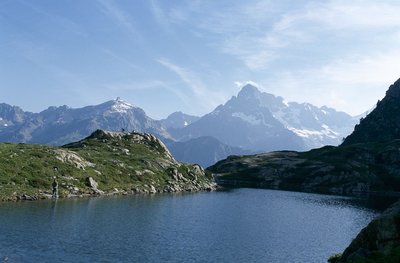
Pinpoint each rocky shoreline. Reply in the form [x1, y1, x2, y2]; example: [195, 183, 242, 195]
[8, 179, 217, 202]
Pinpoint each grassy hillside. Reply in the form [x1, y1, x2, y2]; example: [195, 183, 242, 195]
[0, 130, 215, 201]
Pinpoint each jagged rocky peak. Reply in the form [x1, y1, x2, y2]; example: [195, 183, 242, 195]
[237, 84, 261, 99]
[108, 97, 135, 113]
[235, 84, 285, 110]
[0, 103, 28, 123]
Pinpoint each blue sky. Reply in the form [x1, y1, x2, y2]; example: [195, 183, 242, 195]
[1, 0, 400, 119]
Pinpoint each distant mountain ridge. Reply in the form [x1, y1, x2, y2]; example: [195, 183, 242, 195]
[160, 111, 200, 129]
[170, 84, 357, 152]
[165, 136, 248, 168]
[0, 103, 32, 127]
[0, 85, 359, 166]
[0, 98, 170, 145]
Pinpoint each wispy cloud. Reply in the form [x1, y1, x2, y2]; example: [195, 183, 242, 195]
[99, 48, 143, 72]
[97, 0, 137, 34]
[234, 80, 260, 89]
[197, 0, 400, 70]
[16, 0, 87, 37]
[103, 79, 191, 106]
[275, 1, 400, 31]
[149, 0, 170, 32]
[156, 58, 227, 110]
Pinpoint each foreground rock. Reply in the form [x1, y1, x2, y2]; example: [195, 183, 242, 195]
[0, 130, 216, 201]
[330, 201, 400, 262]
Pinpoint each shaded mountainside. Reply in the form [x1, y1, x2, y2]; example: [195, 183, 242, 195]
[0, 130, 216, 201]
[343, 78, 400, 145]
[160, 111, 200, 129]
[208, 140, 400, 195]
[165, 136, 249, 168]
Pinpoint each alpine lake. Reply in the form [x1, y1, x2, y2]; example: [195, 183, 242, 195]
[0, 188, 397, 263]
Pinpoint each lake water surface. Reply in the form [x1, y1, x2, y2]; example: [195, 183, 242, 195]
[0, 188, 394, 263]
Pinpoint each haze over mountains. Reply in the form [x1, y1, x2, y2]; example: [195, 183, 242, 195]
[0, 84, 360, 167]
[170, 84, 358, 152]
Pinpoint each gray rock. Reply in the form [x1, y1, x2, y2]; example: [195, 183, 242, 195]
[149, 185, 157, 194]
[85, 176, 103, 194]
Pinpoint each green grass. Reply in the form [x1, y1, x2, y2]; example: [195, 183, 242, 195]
[0, 131, 214, 201]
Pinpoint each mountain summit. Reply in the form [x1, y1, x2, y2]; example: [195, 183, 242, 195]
[237, 84, 261, 99]
[171, 84, 356, 152]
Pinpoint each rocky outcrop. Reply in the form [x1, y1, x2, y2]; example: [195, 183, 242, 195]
[85, 176, 103, 194]
[333, 201, 400, 262]
[208, 140, 400, 195]
[83, 129, 175, 161]
[53, 149, 95, 170]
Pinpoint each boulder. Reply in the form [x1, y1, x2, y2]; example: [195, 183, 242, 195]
[85, 177, 103, 194]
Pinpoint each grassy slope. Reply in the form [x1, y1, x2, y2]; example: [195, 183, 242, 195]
[0, 130, 214, 201]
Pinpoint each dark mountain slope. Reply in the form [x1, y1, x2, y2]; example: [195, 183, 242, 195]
[343, 78, 400, 145]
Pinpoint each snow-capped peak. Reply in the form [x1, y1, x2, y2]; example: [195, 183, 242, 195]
[110, 97, 134, 113]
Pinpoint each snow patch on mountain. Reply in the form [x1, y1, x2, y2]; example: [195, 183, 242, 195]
[288, 125, 339, 139]
[232, 112, 261, 125]
[109, 99, 134, 113]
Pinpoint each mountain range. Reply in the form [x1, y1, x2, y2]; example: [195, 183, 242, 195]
[207, 78, 400, 263]
[170, 84, 358, 152]
[0, 85, 359, 167]
[0, 99, 170, 145]
[208, 77, 400, 194]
